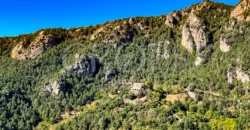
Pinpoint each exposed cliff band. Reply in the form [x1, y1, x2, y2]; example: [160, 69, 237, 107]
[11, 31, 58, 60]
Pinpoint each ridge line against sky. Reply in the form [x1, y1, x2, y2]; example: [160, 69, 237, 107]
[0, 0, 238, 37]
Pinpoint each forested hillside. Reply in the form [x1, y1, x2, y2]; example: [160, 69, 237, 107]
[0, 1, 250, 130]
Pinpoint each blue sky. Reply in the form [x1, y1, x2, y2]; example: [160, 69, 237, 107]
[0, 0, 238, 37]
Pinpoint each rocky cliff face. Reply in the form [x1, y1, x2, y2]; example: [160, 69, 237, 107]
[90, 23, 134, 47]
[136, 20, 149, 30]
[181, 24, 195, 52]
[65, 54, 98, 77]
[165, 12, 182, 27]
[11, 31, 58, 60]
[181, 10, 208, 53]
[9, 1, 248, 62]
[42, 54, 99, 95]
[230, 0, 250, 22]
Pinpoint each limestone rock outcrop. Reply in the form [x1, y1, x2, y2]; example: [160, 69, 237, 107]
[11, 31, 57, 60]
[44, 80, 65, 95]
[219, 37, 231, 52]
[165, 12, 182, 27]
[65, 54, 98, 77]
[90, 24, 134, 47]
[227, 67, 250, 84]
[194, 56, 204, 66]
[136, 20, 148, 30]
[236, 68, 250, 83]
[181, 24, 195, 52]
[230, 0, 250, 22]
[181, 10, 208, 53]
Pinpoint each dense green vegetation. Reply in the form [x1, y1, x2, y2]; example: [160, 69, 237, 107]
[0, 1, 250, 130]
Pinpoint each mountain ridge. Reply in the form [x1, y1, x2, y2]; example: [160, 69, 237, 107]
[5, 1, 235, 60]
[1, 0, 250, 130]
